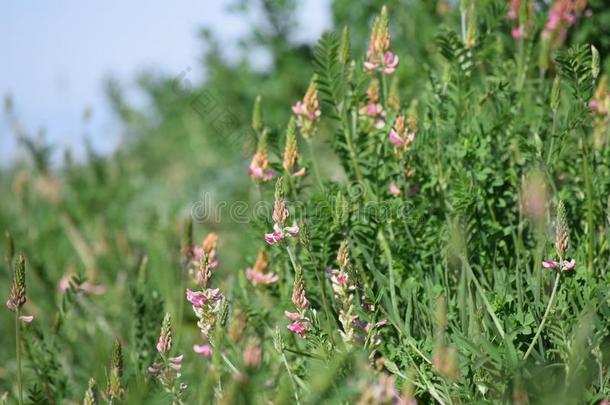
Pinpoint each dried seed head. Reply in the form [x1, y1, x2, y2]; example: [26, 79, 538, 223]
[555, 200, 569, 259]
[337, 241, 350, 271]
[252, 250, 269, 274]
[203, 232, 218, 257]
[291, 269, 309, 313]
[252, 95, 264, 133]
[367, 79, 380, 105]
[83, 378, 98, 405]
[6, 254, 26, 312]
[157, 313, 173, 354]
[282, 117, 298, 173]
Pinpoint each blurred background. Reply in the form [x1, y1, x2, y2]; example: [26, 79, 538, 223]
[1, 0, 609, 399]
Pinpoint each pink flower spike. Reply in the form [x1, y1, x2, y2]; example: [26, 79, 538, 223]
[388, 129, 404, 147]
[389, 181, 401, 196]
[542, 259, 559, 269]
[562, 259, 576, 271]
[193, 344, 213, 357]
[284, 311, 301, 321]
[285, 225, 299, 236]
[287, 321, 308, 336]
[186, 288, 208, 307]
[19, 315, 34, 323]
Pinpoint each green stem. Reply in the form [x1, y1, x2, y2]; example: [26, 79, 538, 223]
[16, 308, 23, 405]
[306, 139, 324, 192]
[582, 137, 594, 274]
[281, 352, 301, 405]
[285, 244, 299, 274]
[380, 73, 388, 110]
[378, 230, 399, 319]
[524, 272, 561, 360]
[347, 109, 367, 196]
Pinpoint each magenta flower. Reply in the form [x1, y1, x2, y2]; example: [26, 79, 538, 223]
[542, 258, 576, 271]
[383, 52, 399, 74]
[264, 231, 284, 245]
[186, 288, 208, 307]
[388, 129, 404, 147]
[512, 26, 524, 39]
[287, 321, 309, 336]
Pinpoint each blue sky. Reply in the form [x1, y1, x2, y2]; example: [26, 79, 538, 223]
[0, 1, 330, 166]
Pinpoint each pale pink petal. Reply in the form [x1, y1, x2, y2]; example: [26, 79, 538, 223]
[389, 181, 401, 196]
[285, 225, 299, 236]
[193, 344, 213, 357]
[542, 259, 559, 269]
[562, 259, 576, 270]
[388, 129, 404, 147]
[284, 311, 301, 321]
[19, 315, 34, 323]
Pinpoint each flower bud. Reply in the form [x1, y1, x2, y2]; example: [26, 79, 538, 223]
[551, 75, 561, 113]
[83, 378, 98, 405]
[291, 269, 309, 314]
[282, 117, 298, 173]
[157, 313, 173, 354]
[592, 45, 600, 81]
[6, 254, 26, 312]
[555, 200, 569, 259]
[252, 95, 264, 133]
[339, 26, 351, 65]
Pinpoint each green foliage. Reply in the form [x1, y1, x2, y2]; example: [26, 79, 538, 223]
[2, 1, 610, 404]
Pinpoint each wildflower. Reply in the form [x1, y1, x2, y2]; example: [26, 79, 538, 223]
[149, 314, 187, 401]
[243, 338, 262, 368]
[357, 373, 403, 405]
[285, 271, 310, 337]
[193, 343, 212, 357]
[330, 268, 357, 342]
[5, 254, 26, 313]
[359, 79, 386, 129]
[246, 250, 278, 286]
[542, 201, 576, 271]
[57, 273, 106, 296]
[292, 78, 321, 139]
[388, 115, 415, 152]
[264, 178, 300, 245]
[542, 0, 586, 44]
[389, 181, 401, 196]
[364, 6, 399, 75]
[248, 130, 274, 182]
[282, 117, 306, 177]
[187, 287, 224, 341]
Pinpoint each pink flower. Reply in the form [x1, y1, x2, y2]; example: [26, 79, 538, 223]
[193, 344, 213, 357]
[389, 181, 401, 196]
[512, 25, 524, 39]
[287, 321, 308, 336]
[383, 52, 399, 74]
[562, 259, 576, 270]
[285, 225, 299, 236]
[168, 355, 184, 371]
[292, 101, 305, 115]
[388, 129, 405, 147]
[589, 100, 598, 110]
[264, 231, 284, 245]
[246, 268, 279, 286]
[186, 288, 208, 307]
[284, 311, 301, 321]
[19, 315, 34, 323]
[542, 259, 559, 269]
